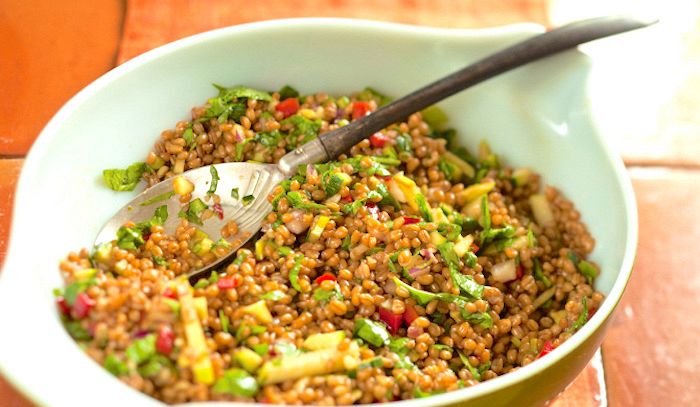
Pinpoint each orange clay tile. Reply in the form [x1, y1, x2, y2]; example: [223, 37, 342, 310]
[0, 159, 23, 266]
[117, 0, 549, 63]
[602, 168, 700, 406]
[0, 0, 124, 155]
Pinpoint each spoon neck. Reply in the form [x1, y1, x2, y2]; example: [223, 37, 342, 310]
[277, 138, 331, 177]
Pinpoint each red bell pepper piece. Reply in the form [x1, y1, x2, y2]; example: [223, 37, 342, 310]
[56, 296, 71, 316]
[537, 340, 555, 359]
[515, 264, 524, 280]
[403, 303, 419, 325]
[156, 325, 175, 355]
[402, 216, 421, 225]
[352, 101, 371, 120]
[341, 194, 353, 203]
[217, 276, 240, 290]
[212, 203, 224, 220]
[379, 307, 403, 335]
[369, 132, 389, 148]
[275, 98, 300, 118]
[162, 287, 177, 299]
[314, 273, 337, 284]
[71, 292, 95, 319]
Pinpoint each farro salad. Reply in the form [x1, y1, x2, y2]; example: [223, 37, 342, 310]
[55, 84, 602, 404]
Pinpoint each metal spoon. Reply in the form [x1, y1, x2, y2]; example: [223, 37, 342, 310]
[96, 15, 655, 281]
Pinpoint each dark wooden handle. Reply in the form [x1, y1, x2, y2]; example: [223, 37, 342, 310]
[317, 15, 656, 159]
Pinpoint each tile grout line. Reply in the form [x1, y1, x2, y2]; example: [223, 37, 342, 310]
[593, 348, 608, 407]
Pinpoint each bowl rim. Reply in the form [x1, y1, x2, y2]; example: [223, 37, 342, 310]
[0, 17, 638, 407]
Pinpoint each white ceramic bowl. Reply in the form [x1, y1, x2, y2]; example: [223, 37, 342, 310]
[0, 18, 637, 407]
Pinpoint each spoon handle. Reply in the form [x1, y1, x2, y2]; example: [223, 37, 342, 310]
[307, 15, 655, 160]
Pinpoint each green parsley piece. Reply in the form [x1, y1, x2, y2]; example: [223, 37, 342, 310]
[288, 255, 304, 292]
[207, 166, 220, 195]
[139, 190, 175, 206]
[231, 187, 240, 200]
[354, 318, 390, 347]
[102, 162, 147, 192]
[104, 354, 129, 377]
[126, 334, 156, 365]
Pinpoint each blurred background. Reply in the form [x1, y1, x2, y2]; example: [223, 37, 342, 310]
[1, 0, 699, 406]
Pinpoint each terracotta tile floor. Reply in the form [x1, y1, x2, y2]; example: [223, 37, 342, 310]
[1, 1, 699, 405]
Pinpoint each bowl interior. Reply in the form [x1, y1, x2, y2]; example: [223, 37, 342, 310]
[0, 19, 636, 407]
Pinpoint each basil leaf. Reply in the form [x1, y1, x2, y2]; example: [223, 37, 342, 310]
[102, 162, 147, 191]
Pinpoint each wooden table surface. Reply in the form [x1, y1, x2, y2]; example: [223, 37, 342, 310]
[2, 0, 699, 405]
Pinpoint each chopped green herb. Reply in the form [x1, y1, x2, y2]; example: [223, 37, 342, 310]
[460, 309, 494, 329]
[212, 368, 259, 398]
[260, 290, 285, 301]
[231, 187, 240, 200]
[278, 85, 299, 100]
[527, 226, 537, 248]
[178, 198, 208, 226]
[251, 343, 269, 356]
[207, 166, 220, 195]
[286, 191, 326, 211]
[415, 194, 433, 222]
[480, 194, 491, 235]
[395, 134, 412, 153]
[458, 350, 482, 381]
[358, 357, 384, 369]
[182, 127, 196, 150]
[63, 279, 97, 306]
[104, 354, 129, 376]
[569, 297, 589, 332]
[449, 266, 484, 300]
[388, 337, 410, 355]
[375, 183, 400, 210]
[356, 86, 392, 106]
[139, 190, 175, 206]
[281, 115, 321, 148]
[577, 260, 598, 285]
[241, 194, 255, 206]
[354, 318, 390, 347]
[213, 84, 272, 102]
[138, 354, 172, 378]
[533, 258, 552, 288]
[322, 171, 352, 197]
[64, 320, 92, 341]
[254, 130, 283, 148]
[102, 162, 147, 192]
[125, 334, 156, 365]
[313, 286, 343, 303]
[289, 255, 303, 292]
[233, 252, 248, 266]
[277, 246, 292, 256]
[219, 310, 230, 333]
[152, 256, 166, 266]
[438, 158, 460, 182]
